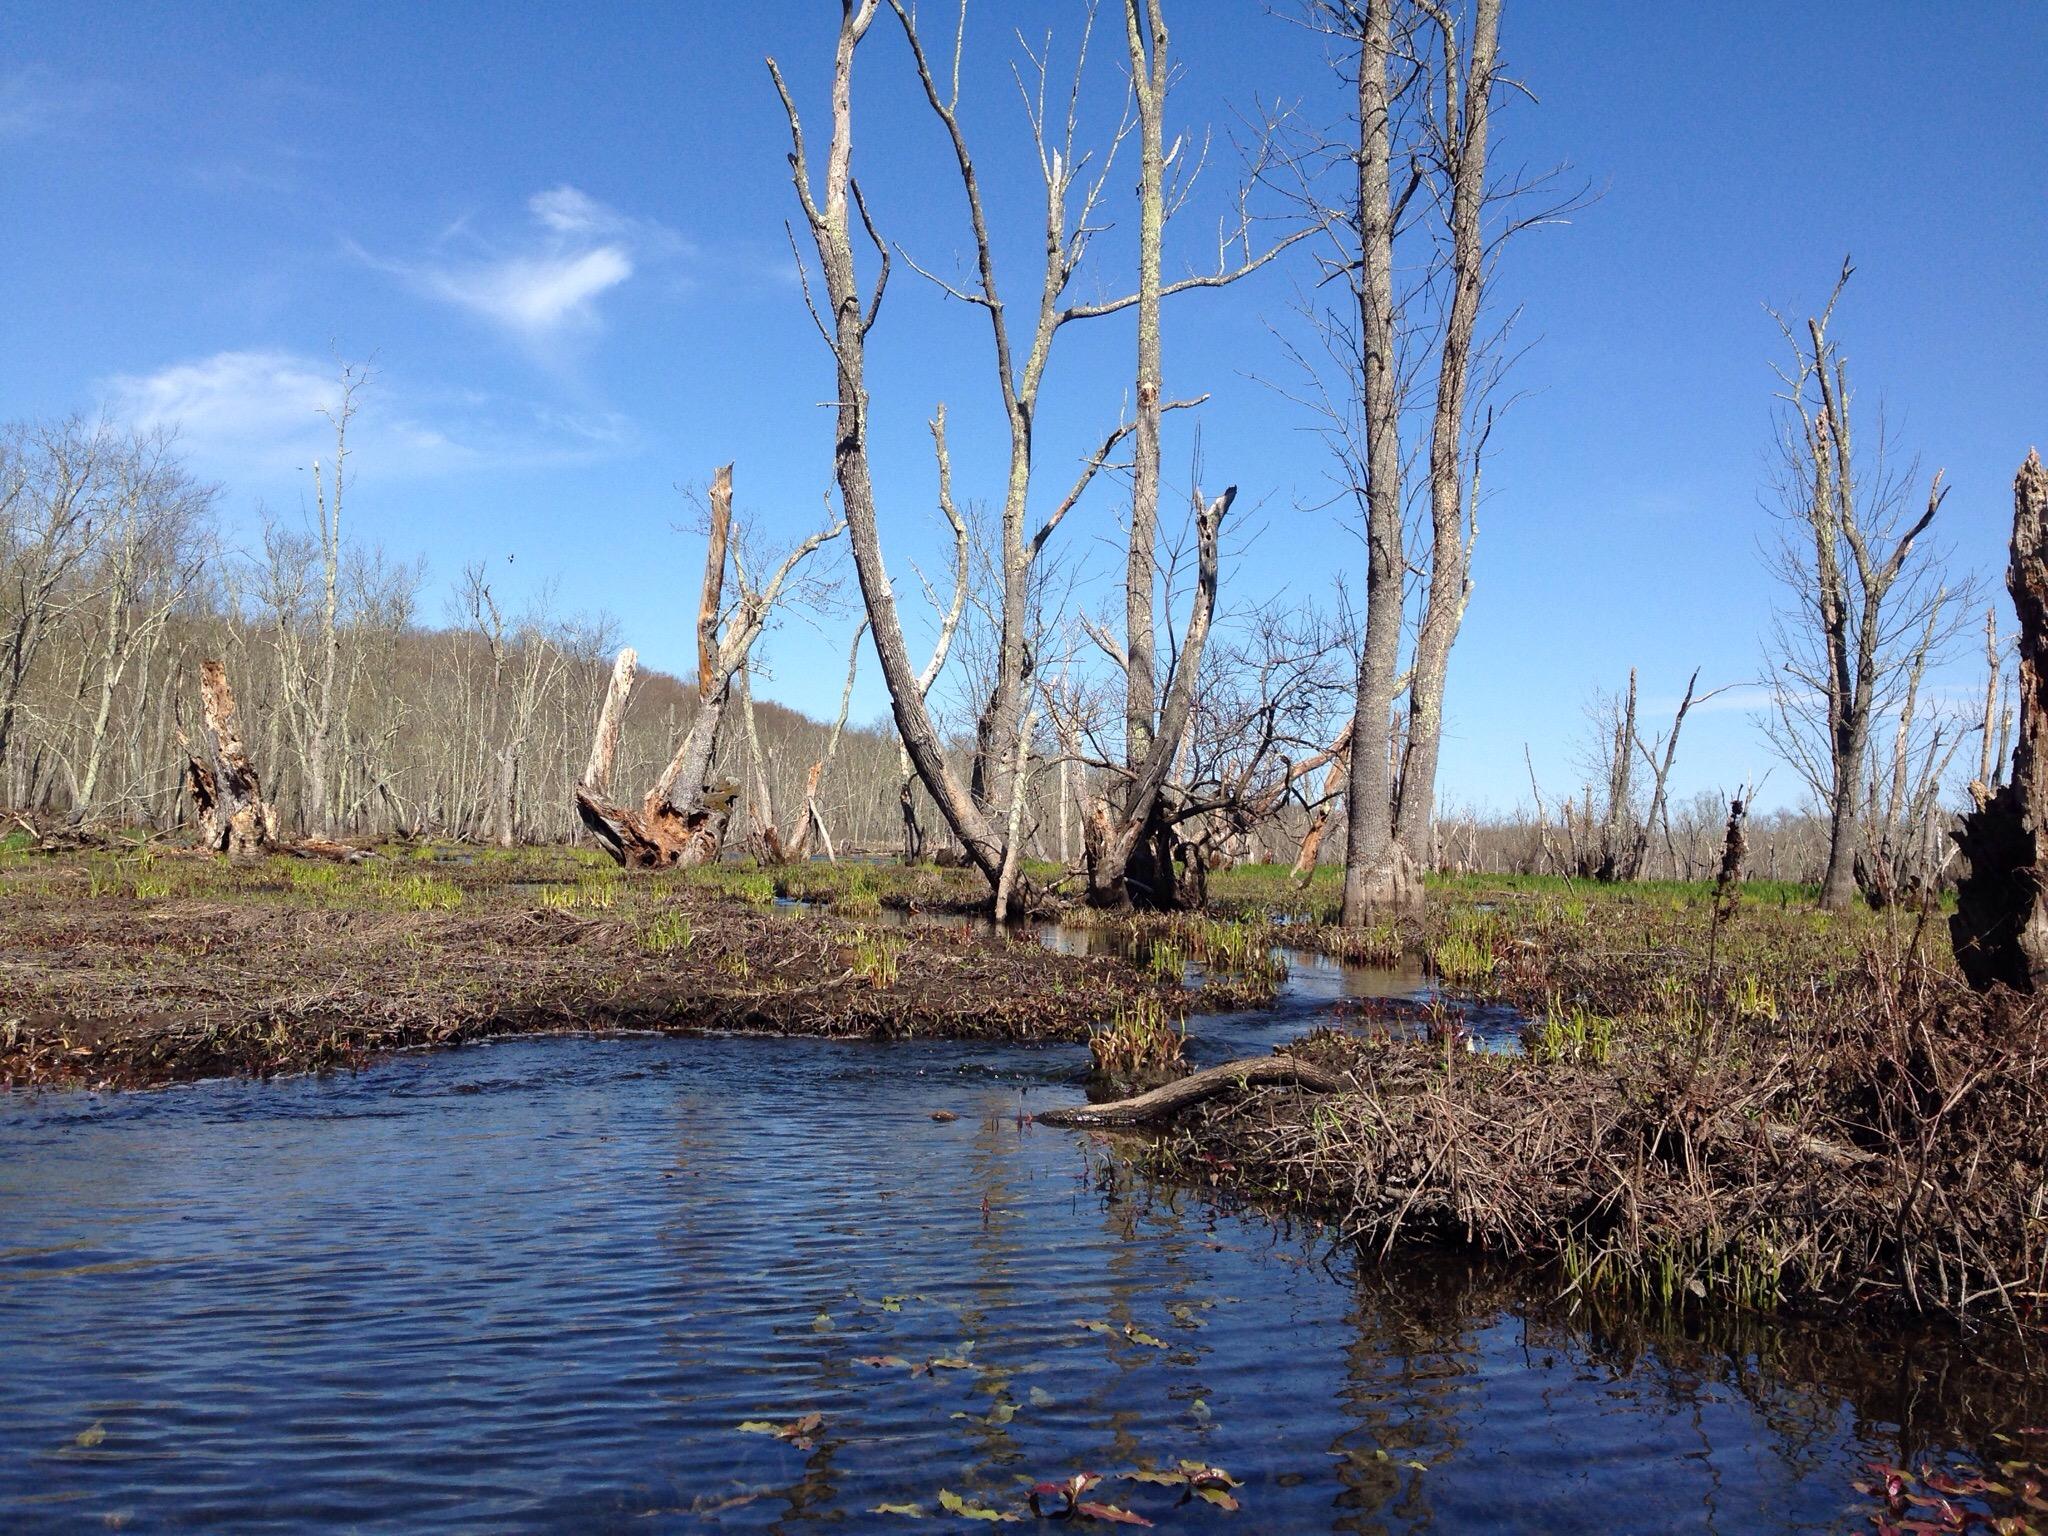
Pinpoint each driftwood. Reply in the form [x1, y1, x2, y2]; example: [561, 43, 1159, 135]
[1953, 450, 2048, 992]
[181, 659, 277, 859]
[1037, 1054, 1344, 1128]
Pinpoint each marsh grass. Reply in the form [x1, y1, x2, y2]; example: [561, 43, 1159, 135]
[639, 908, 694, 954]
[847, 927, 902, 987]
[1088, 994, 1186, 1078]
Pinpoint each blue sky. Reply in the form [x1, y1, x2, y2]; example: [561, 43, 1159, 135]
[4, 2, 2044, 813]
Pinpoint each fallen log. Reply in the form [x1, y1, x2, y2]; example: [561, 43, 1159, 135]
[1037, 1054, 1344, 1128]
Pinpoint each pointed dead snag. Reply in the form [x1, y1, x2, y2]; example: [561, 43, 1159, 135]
[1953, 449, 2048, 991]
[181, 659, 277, 859]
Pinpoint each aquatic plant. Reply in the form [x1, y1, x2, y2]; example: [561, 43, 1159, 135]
[1528, 997, 1615, 1065]
[1428, 909, 1499, 983]
[849, 928, 901, 988]
[1145, 940, 1186, 982]
[1088, 996, 1185, 1077]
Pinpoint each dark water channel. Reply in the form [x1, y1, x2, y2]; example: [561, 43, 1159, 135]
[2, 932, 2039, 1532]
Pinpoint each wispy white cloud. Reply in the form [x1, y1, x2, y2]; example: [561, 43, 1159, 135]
[101, 349, 636, 481]
[360, 186, 686, 351]
[414, 246, 634, 334]
[0, 64, 107, 143]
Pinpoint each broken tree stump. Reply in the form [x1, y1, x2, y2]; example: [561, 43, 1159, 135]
[180, 659, 277, 860]
[1953, 449, 2048, 992]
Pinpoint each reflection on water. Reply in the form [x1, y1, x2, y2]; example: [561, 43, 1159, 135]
[2, 1029, 2040, 1533]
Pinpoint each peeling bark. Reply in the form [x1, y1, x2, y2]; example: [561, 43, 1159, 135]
[1952, 450, 2048, 991]
[182, 659, 277, 859]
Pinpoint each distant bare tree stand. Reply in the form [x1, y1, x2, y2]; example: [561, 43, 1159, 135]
[181, 659, 277, 859]
[1952, 450, 2048, 993]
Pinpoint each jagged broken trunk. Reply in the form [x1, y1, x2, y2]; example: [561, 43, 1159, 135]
[1953, 450, 2048, 991]
[181, 659, 277, 860]
[572, 647, 741, 870]
[571, 463, 839, 871]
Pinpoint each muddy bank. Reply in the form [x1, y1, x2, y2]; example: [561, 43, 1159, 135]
[0, 849, 1169, 1090]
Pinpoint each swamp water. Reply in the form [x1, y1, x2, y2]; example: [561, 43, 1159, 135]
[1, 936, 2039, 1532]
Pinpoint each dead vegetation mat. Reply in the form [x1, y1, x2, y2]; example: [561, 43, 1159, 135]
[0, 884, 1162, 1090]
[1153, 965, 2048, 1330]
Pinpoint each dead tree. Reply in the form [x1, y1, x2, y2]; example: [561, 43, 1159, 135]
[771, 4, 1011, 885]
[1283, 0, 1564, 922]
[574, 465, 842, 868]
[1290, 729, 1352, 882]
[1388, 0, 1504, 871]
[1591, 668, 1637, 881]
[1331, 0, 1420, 923]
[1952, 450, 2048, 993]
[181, 659, 277, 859]
[1761, 263, 1961, 912]
[1082, 485, 1235, 906]
[896, 411, 970, 865]
[1626, 669, 1730, 881]
[1979, 606, 2011, 794]
[884, 0, 1310, 838]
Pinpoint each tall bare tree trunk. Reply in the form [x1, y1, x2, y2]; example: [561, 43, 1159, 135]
[771, 8, 1008, 887]
[1339, 0, 1417, 925]
[1392, 0, 1499, 867]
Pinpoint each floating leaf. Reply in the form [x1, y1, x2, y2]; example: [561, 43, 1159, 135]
[1029, 1474, 1100, 1517]
[737, 1413, 823, 1451]
[1077, 1502, 1153, 1526]
[1123, 1461, 1240, 1512]
[74, 1422, 105, 1449]
[812, 1311, 834, 1333]
[1190, 1398, 1213, 1426]
[1075, 1319, 1117, 1336]
[871, 1502, 926, 1518]
[879, 1296, 904, 1312]
[938, 1488, 1018, 1522]
[1028, 1387, 1056, 1408]
[1125, 1329, 1167, 1350]
[856, 1354, 911, 1370]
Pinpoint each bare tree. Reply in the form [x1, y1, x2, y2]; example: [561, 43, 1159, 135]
[774, 0, 1304, 905]
[1759, 263, 1967, 912]
[293, 364, 366, 838]
[1278, 0, 1564, 923]
[68, 431, 213, 821]
[770, 1, 1015, 886]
